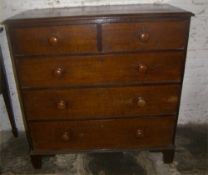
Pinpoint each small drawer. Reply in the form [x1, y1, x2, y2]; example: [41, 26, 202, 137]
[11, 24, 97, 55]
[102, 20, 188, 52]
[23, 85, 180, 120]
[17, 52, 184, 88]
[29, 117, 175, 151]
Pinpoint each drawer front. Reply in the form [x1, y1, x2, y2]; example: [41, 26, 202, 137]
[29, 117, 175, 151]
[11, 25, 97, 55]
[23, 85, 180, 120]
[17, 52, 184, 88]
[102, 21, 188, 52]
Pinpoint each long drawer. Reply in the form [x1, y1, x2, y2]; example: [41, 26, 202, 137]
[102, 20, 188, 52]
[10, 24, 98, 55]
[23, 85, 180, 120]
[29, 117, 175, 151]
[17, 52, 184, 88]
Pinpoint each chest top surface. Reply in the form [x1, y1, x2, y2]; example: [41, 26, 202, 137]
[4, 4, 193, 25]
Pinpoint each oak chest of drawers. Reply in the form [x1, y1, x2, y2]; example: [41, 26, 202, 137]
[4, 4, 193, 168]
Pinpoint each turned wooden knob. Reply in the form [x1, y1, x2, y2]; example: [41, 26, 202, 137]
[138, 64, 148, 73]
[136, 129, 144, 138]
[48, 36, 58, 45]
[137, 97, 146, 107]
[53, 67, 64, 77]
[139, 32, 149, 42]
[56, 100, 67, 110]
[62, 131, 70, 141]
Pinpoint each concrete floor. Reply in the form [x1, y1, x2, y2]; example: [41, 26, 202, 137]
[0, 124, 207, 175]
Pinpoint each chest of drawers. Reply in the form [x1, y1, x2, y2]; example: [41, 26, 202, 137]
[4, 4, 193, 168]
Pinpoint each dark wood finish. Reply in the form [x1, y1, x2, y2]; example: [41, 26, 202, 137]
[162, 149, 175, 163]
[11, 25, 97, 55]
[30, 155, 42, 169]
[102, 21, 188, 52]
[4, 4, 193, 168]
[16, 52, 184, 88]
[23, 85, 180, 120]
[4, 4, 193, 23]
[0, 45, 18, 137]
[29, 117, 175, 151]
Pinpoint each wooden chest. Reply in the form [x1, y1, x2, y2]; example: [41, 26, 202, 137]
[4, 4, 193, 168]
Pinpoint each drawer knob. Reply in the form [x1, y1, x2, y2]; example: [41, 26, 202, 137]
[136, 129, 144, 138]
[139, 32, 149, 42]
[137, 97, 146, 107]
[62, 131, 70, 141]
[138, 64, 148, 73]
[56, 100, 67, 110]
[53, 67, 64, 77]
[48, 36, 58, 45]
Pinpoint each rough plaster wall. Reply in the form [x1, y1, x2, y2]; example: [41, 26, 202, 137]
[0, 0, 207, 131]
